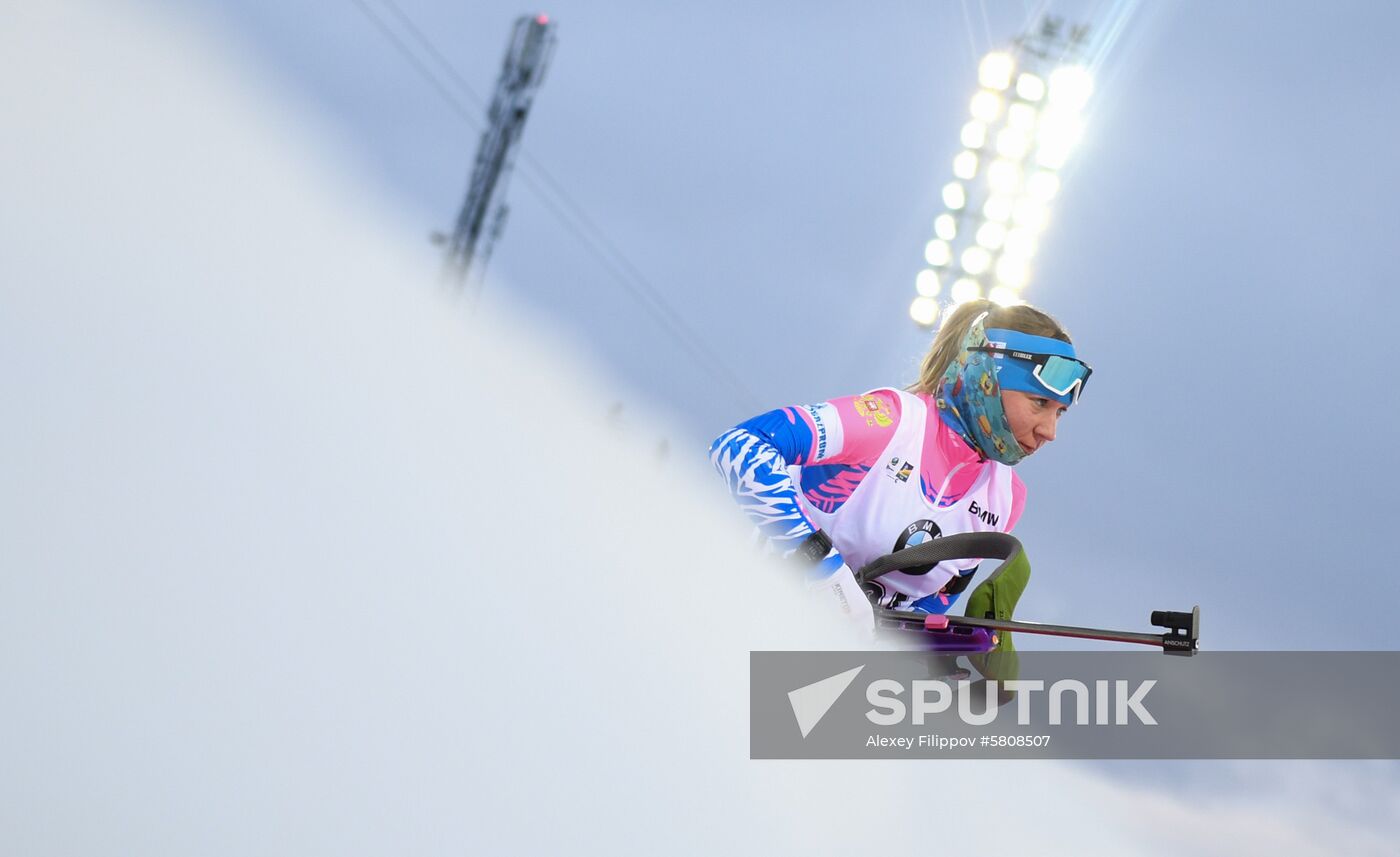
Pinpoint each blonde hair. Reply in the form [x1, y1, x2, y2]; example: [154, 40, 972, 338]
[910, 300, 1072, 395]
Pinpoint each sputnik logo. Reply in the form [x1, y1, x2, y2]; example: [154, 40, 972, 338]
[787, 665, 865, 738]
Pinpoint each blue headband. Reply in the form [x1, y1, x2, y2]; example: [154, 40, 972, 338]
[984, 328, 1080, 407]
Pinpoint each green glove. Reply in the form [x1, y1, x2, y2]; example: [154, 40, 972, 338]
[964, 544, 1031, 660]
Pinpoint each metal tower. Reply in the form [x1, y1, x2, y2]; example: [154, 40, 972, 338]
[443, 13, 556, 291]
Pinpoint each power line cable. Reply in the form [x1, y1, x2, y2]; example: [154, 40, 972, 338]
[348, 0, 761, 412]
[373, 0, 690, 323]
[348, 0, 482, 131]
[371, 0, 488, 111]
[368, 0, 755, 409]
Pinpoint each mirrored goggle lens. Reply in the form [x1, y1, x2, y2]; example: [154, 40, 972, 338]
[1034, 356, 1090, 396]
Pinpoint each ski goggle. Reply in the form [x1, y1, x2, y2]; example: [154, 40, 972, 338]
[971, 346, 1093, 404]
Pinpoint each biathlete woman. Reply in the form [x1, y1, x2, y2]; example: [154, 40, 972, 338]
[709, 299, 1092, 631]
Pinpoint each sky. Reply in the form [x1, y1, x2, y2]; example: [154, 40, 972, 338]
[3, 1, 1399, 852]
[171, 0, 1400, 650]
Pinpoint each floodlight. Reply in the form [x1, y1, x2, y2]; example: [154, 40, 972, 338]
[995, 128, 1031, 160]
[960, 120, 988, 149]
[941, 181, 967, 210]
[953, 150, 980, 180]
[1037, 110, 1083, 150]
[978, 52, 1016, 90]
[1012, 198, 1049, 231]
[1041, 144, 1069, 170]
[910, 295, 941, 325]
[1048, 65, 1093, 111]
[987, 159, 1022, 194]
[961, 245, 992, 275]
[1026, 170, 1061, 202]
[989, 285, 1022, 307]
[970, 90, 1003, 123]
[975, 221, 1007, 250]
[1015, 72, 1046, 102]
[995, 255, 1030, 288]
[983, 195, 1013, 223]
[910, 24, 1094, 326]
[1003, 226, 1039, 258]
[950, 277, 982, 304]
[1007, 102, 1038, 132]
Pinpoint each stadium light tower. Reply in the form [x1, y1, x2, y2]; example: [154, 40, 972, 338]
[443, 13, 556, 293]
[910, 17, 1094, 327]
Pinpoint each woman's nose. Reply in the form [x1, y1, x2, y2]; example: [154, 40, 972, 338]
[1037, 413, 1058, 442]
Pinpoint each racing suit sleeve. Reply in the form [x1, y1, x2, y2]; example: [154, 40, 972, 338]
[707, 392, 902, 577]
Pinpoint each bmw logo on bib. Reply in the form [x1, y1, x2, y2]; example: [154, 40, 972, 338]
[892, 519, 942, 576]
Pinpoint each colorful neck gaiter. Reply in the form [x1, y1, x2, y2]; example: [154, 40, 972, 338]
[934, 313, 1027, 465]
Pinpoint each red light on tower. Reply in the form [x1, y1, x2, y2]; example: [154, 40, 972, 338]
[536, 13, 549, 25]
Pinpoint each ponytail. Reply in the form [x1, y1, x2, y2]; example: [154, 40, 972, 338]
[909, 301, 1073, 395]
